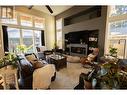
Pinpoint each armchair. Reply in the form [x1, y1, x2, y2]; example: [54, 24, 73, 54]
[81, 48, 99, 66]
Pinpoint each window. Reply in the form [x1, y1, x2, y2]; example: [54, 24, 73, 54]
[1, 12, 45, 53]
[108, 39, 126, 59]
[56, 19, 62, 30]
[107, 5, 127, 59]
[20, 14, 32, 26]
[109, 20, 127, 35]
[0, 6, 14, 19]
[1, 7, 7, 18]
[34, 30, 42, 47]
[56, 19, 62, 49]
[34, 17, 45, 29]
[22, 29, 34, 53]
[57, 32, 62, 49]
[2, 11, 17, 24]
[110, 5, 127, 17]
[7, 28, 20, 52]
[7, 28, 42, 53]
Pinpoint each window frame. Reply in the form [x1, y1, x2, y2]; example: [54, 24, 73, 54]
[106, 6, 127, 58]
[1, 11, 45, 53]
[56, 18, 63, 49]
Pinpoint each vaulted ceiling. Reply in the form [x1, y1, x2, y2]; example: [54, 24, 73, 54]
[32, 6, 72, 16]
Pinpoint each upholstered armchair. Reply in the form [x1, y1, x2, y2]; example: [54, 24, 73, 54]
[81, 48, 99, 66]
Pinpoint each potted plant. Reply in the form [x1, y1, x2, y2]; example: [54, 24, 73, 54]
[16, 44, 33, 54]
[16, 45, 27, 54]
[99, 59, 127, 89]
[117, 71, 127, 89]
[0, 52, 19, 69]
[109, 47, 117, 57]
[100, 61, 119, 89]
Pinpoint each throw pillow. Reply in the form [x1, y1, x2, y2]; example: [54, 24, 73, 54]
[31, 60, 44, 69]
[26, 54, 37, 62]
[87, 54, 96, 62]
[25, 54, 44, 69]
[80, 57, 90, 65]
[80, 56, 92, 67]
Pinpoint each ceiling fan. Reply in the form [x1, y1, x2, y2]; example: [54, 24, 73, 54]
[28, 5, 53, 14]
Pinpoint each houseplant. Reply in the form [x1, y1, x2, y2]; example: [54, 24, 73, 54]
[99, 59, 127, 89]
[16, 45, 27, 54]
[109, 47, 117, 57]
[0, 52, 19, 69]
[100, 61, 119, 89]
[16, 44, 33, 54]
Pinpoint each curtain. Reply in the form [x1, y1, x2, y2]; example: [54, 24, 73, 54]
[41, 30, 45, 46]
[2, 25, 9, 52]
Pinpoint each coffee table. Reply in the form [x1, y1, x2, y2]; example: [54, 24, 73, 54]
[50, 54, 67, 71]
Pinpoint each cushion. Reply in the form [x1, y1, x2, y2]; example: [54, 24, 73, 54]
[40, 46, 46, 52]
[80, 57, 91, 65]
[80, 57, 93, 68]
[25, 53, 37, 62]
[25, 53, 44, 69]
[87, 54, 96, 62]
[17, 54, 34, 78]
[80, 57, 87, 64]
[30, 60, 44, 69]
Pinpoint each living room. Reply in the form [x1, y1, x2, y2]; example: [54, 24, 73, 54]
[0, 5, 127, 91]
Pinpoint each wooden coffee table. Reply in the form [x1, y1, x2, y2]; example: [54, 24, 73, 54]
[50, 55, 67, 71]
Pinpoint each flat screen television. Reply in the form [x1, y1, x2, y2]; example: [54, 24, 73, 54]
[65, 31, 89, 44]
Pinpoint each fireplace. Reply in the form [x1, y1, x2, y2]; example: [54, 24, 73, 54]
[65, 30, 98, 55]
[67, 44, 87, 56]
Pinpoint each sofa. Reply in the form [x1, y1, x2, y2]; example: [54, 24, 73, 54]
[17, 53, 56, 89]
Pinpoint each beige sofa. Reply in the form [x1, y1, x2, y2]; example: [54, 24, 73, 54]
[33, 64, 55, 89]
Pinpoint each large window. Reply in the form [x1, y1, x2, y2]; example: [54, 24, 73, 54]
[34, 30, 42, 47]
[107, 5, 127, 59]
[110, 5, 127, 17]
[20, 14, 32, 27]
[2, 12, 18, 24]
[56, 19, 62, 49]
[1, 12, 45, 53]
[34, 17, 45, 29]
[22, 29, 34, 53]
[7, 27, 43, 53]
[109, 20, 127, 35]
[7, 28, 20, 52]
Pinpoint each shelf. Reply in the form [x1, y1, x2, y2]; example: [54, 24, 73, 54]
[64, 30, 99, 55]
